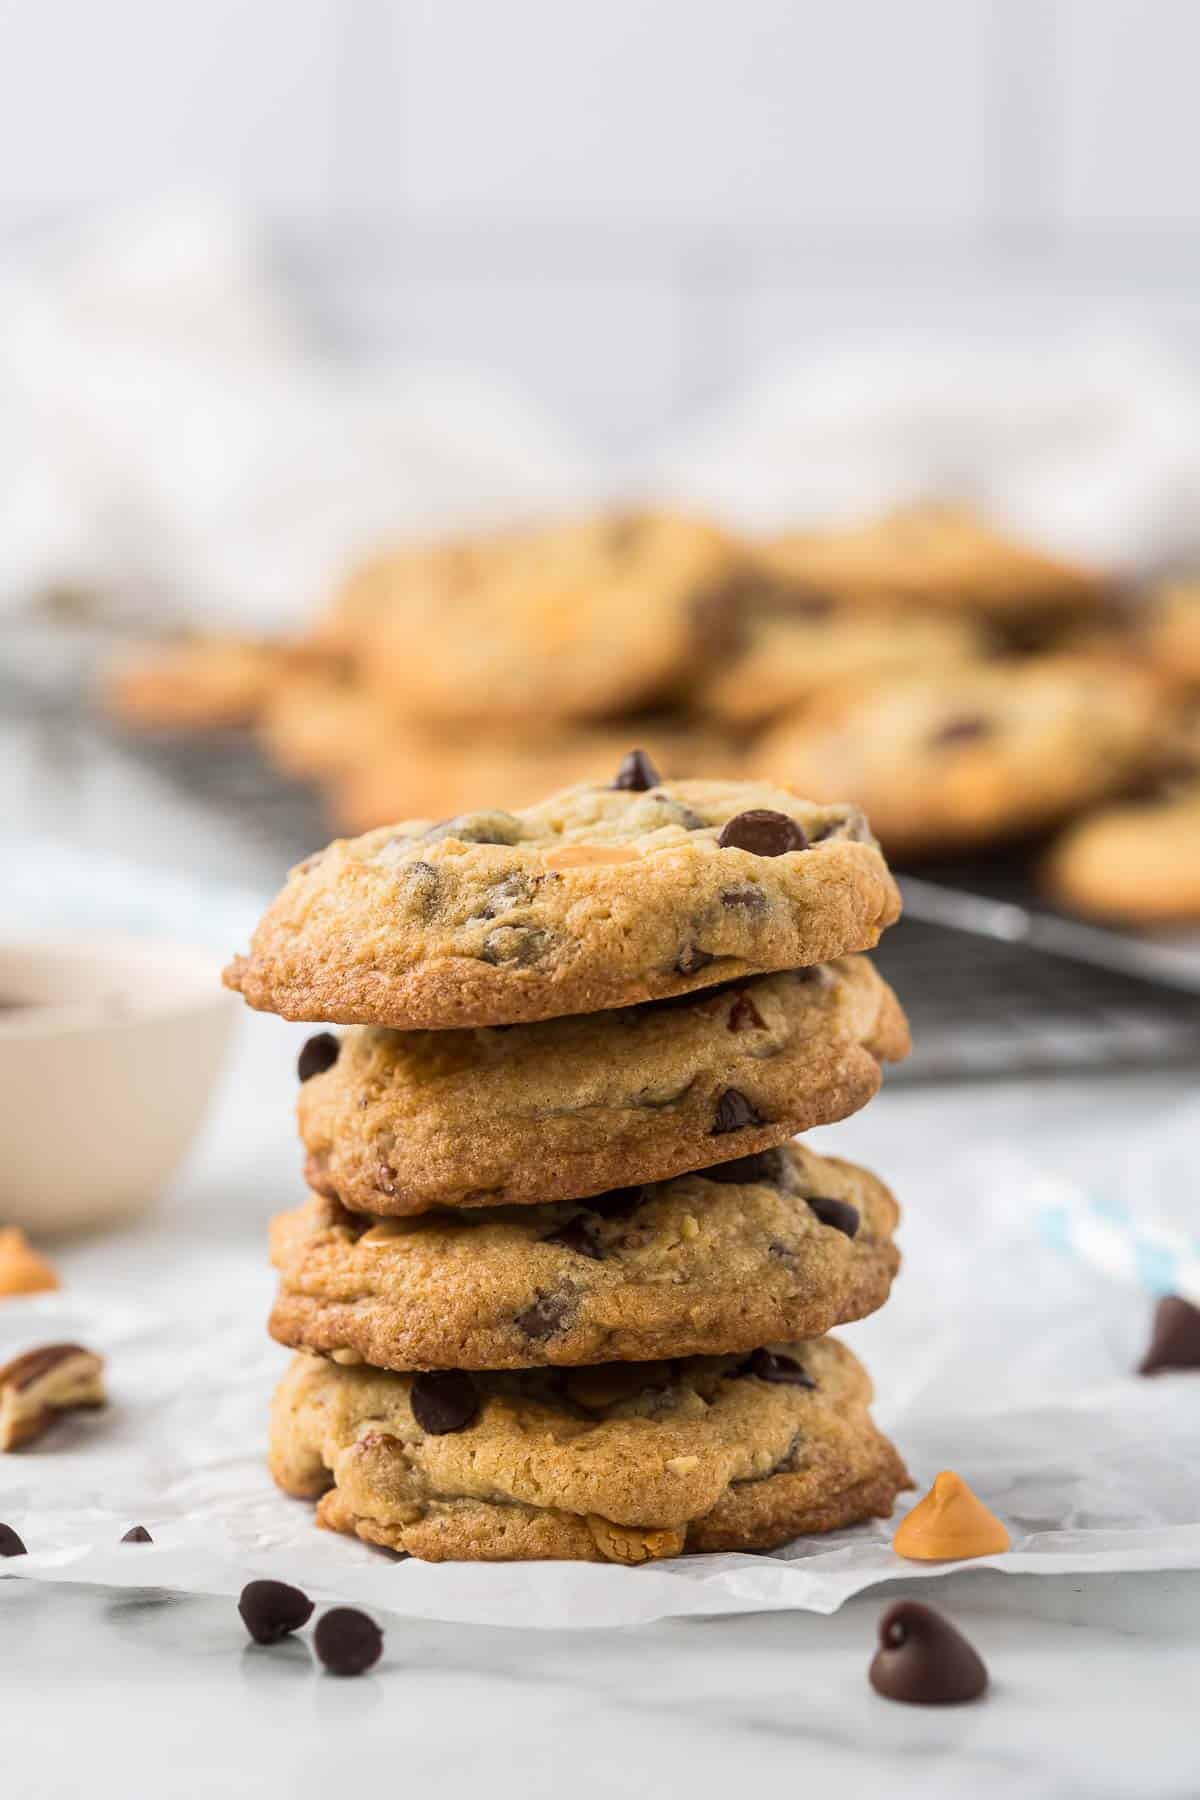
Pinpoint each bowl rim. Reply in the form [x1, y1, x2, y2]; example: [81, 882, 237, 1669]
[0, 932, 235, 1041]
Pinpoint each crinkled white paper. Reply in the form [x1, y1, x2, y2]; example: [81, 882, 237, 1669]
[2, 1121, 1198, 1629]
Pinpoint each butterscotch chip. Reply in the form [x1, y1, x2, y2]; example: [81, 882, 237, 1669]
[0, 1344, 106, 1451]
[0, 1230, 59, 1298]
[268, 1337, 909, 1563]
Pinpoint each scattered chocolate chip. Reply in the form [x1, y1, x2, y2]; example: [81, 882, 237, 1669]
[0, 1523, 26, 1557]
[238, 1579, 315, 1645]
[472, 871, 535, 920]
[807, 1196, 860, 1238]
[121, 1525, 152, 1544]
[314, 1607, 383, 1677]
[1139, 1295, 1200, 1375]
[423, 810, 522, 846]
[718, 809, 808, 856]
[651, 795, 706, 829]
[676, 945, 715, 976]
[613, 748, 661, 791]
[702, 1149, 789, 1186]
[297, 1032, 339, 1083]
[727, 992, 766, 1032]
[411, 1370, 480, 1434]
[479, 925, 550, 966]
[931, 715, 993, 748]
[869, 1600, 988, 1706]
[710, 1088, 766, 1135]
[741, 1348, 815, 1388]
[720, 884, 767, 912]
[514, 1292, 575, 1341]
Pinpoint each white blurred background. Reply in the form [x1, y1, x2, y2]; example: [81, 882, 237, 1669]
[2, 0, 1197, 453]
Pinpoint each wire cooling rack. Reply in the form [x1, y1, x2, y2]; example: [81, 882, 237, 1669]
[94, 722, 1200, 1083]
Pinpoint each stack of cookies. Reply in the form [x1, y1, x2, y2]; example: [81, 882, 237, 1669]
[225, 757, 913, 1564]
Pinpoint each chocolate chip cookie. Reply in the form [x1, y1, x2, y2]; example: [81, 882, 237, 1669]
[360, 510, 750, 724]
[698, 598, 985, 729]
[766, 504, 1110, 633]
[297, 957, 907, 1215]
[269, 1335, 909, 1562]
[102, 636, 285, 732]
[756, 660, 1162, 857]
[224, 773, 901, 1028]
[1042, 779, 1200, 924]
[270, 1141, 901, 1369]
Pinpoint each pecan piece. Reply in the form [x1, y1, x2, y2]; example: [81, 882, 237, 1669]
[0, 1343, 106, 1451]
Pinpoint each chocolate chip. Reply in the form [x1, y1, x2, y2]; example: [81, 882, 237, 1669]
[543, 1216, 604, 1260]
[727, 992, 766, 1032]
[297, 1032, 339, 1083]
[931, 715, 992, 748]
[238, 1579, 315, 1645]
[710, 1088, 766, 1135]
[613, 748, 661, 791]
[718, 809, 808, 856]
[584, 1185, 647, 1218]
[473, 871, 535, 919]
[424, 810, 522, 846]
[411, 1370, 480, 1434]
[514, 1292, 575, 1341]
[807, 1196, 860, 1238]
[395, 858, 442, 917]
[809, 810, 870, 843]
[740, 1348, 815, 1388]
[652, 794, 707, 829]
[121, 1525, 152, 1544]
[720, 884, 767, 912]
[479, 925, 550, 966]
[869, 1600, 988, 1706]
[314, 1607, 383, 1677]
[1139, 1295, 1200, 1375]
[676, 945, 715, 976]
[702, 1149, 789, 1186]
[0, 1523, 26, 1557]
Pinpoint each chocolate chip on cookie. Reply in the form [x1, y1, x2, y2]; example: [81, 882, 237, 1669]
[718, 810, 809, 856]
[676, 944, 716, 976]
[613, 748, 661, 791]
[542, 1216, 604, 1260]
[700, 1149, 790, 1186]
[297, 1032, 340, 1083]
[807, 1196, 861, 1238]
[741, 1349, 816, 1388]
[410, 1370, 479, 1434]
[727, 992, 766, 1032]
[711, 1088, 766, 1135]
[514, 1291, 576, 1341]
[423, 810, 522, 846]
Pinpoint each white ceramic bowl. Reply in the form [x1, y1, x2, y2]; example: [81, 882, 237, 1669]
[0, 935, 237, 1234]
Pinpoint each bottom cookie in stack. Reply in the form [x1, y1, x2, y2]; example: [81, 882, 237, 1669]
[269, 1336, 908, 1565]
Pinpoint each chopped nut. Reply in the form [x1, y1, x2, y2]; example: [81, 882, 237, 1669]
[665, 1454, 700, 1475]
[0, 1229, 59, 1298]
[679, 1214, 700, 1240]
[0, 1343, 106, 1451]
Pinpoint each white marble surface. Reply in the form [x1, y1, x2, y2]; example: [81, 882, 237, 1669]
[1, 1021, 1196, 1798]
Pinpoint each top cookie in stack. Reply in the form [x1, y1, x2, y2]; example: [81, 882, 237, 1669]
[224, 757, 901, 1029]
[229, 755, 912, 1563]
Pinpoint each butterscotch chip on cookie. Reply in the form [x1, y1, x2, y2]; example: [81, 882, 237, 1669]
[224, 775, 901, 1029]
[756, 660, 1162, 857]
[0, 1344, 106, 1450]
[296, 957, 907, 1215]
[270, 1140, 901, 1369]
[268, 1336, 909, 1562]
